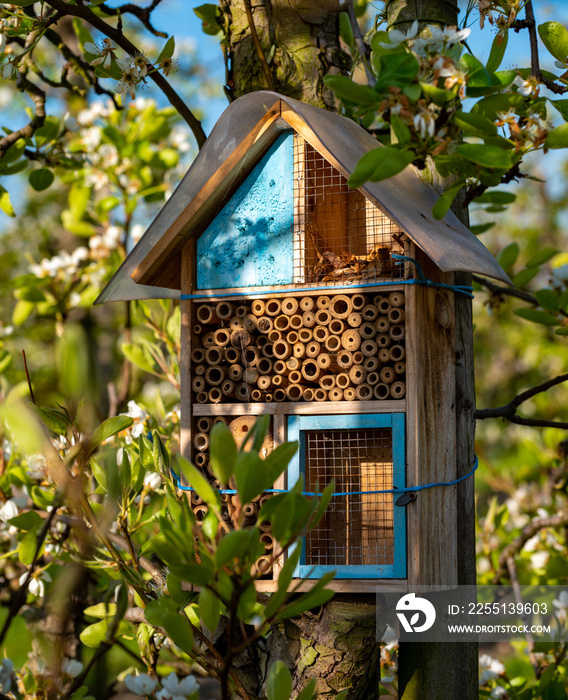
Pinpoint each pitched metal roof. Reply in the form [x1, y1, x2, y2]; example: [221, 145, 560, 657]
[96, 90, 509, 303]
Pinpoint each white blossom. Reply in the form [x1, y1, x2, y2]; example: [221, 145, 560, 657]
[84, 39, 116, 69]
[19, 570, 51, 598]
[490, 687, 508, 699]
[530, 551, 549, 570]
[125, 672, 158, 695]
[130, 224, 145, 245]
[157, 673, 199, 699]
[143, 471, 162, 490]
[553, 589, 568, 624]
[479, 654, 505, 685]
[414, 108, 436, 139]
[513, 75, 537, 97]
[376, 20, 418, 49]
[27, 454, 47, 480]
[61, 658, 83, 678]
[0, 499, 18, 523]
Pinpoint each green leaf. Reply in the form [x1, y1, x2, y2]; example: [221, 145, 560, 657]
[0, 186, 16, 217]
[474, 191, 516, 205]
[121, 343, 155, 374]
[144, 598, 194, 656]
[456, 143, 514, 170]
[83, 603, 117, 619]
[470, 223, 494, 235]
[514, 308, 558, 326]
[12, 300, 33, 325]
[209, 422, 237, 486]
[512, 267, 539, 287]
[169, 563, 213, 587]
[193, 4, 221, 35]
[0, 352, 12, 374]
[34, 117, 60, 147]
[555, 327, 568, 336]
[538, 21, 568, 63]
[432, 183, 462, 220]
[551, 99, 568, 121]
[452, 111, 497, 138]
[526, 248, 558, 267]
[198, 587, 221, 632]
[215, 530, 252, 568]
[80, 619, 129, 647]
[30, 405, 68, 436]
[536, 289, 560, 313]
[8, 510, 43, 531]
[139, 434, 155, 471]
[390, 114, 411, 144]
[264, 547, 301, 619]
[29, 169, 55, 192]
[486, 30, 508, 72]
[266, 661, 292, 700]
[420, 81, 456, 104]
[153, 431, 170, 472]
[278, 574, 335, 619]
[545, 124, 568, 149]
[19, 529, 39, 565]
[496, 243, 519, 270]
[323, 75, 379, 106]
[349, 147, 414, 189]
[375, 53, 419, 90]
[236, 581, 258, 621]
[158, 36, 175, 62]
[177, 455, 219, 507]
[296, 678, 317, 700]
[90, 416, 133, 452]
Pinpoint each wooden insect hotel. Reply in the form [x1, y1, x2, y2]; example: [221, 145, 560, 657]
[97, 91, 509, 592]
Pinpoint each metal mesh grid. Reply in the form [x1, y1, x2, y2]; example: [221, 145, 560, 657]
[293, 135, 407, 286]
[304, 427, 394, 566]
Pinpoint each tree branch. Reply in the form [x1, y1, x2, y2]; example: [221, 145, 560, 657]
[345, 0, 375, 87]
[0, 70, 46, 159]
[243, 0, 275, 91]
[524, 0, 540, 78]
[97, 0, 168, 38]
[43, 0, 207, 148]
[476, 372, 568, 429]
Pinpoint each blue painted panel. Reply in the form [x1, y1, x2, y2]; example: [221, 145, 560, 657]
[288, 413, 406, 580]
[197, 132, 294, 290]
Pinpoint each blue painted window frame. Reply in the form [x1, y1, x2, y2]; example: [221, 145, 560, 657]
[287, 413, 406, 579]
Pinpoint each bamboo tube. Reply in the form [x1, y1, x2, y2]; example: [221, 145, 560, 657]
[389, 291, 405, 307]
[257, 375, 272, 391]
[314, 388, 327, 401]
[366, 371, 380, 386]
[265, 393, 273, 402]
[256, 335, 268, 349]
[243, 314, 257, 332]
[193, 323, 203, 336]
[265, 299, 281, 316]
[389, 324, 405, 341]
[306, 341, 321, 358]
[243, 367, 260, 384]
[313, 326, 329, 344]
[195, 364, 206, 376]
[320, 374, 336, 389]
[315, 309, 331, 326]
[376, 333, 391, 348]
[213, 417, 228, 425]
[378, 348, 391, 363]
[203, 331, 215, 348]
[197, 417, 212, 433]
[282, 297, 299, 315]
[380, 367, 396, 384]
[388, 307, 405, 324]
[389, 345, 406, 361]
[251, 388, 263, 402]
[341, 329, 361, 351]
[347, 312, 362, 328]
[325, 335, 341, 353]
[298, 328, 313, 343]
[328, 387, 344, 402]
[303, 387, 314, 402]
[205, 366, 226, 386]
[192, 376, 206, 393]
[351, 293, 367, 311]
[286, 384, 304, 401]
[191, 490, 203, 506]
[356, 384, 373, 401]
[317, 353, 332, 370]
[364, 356, 379, 372]
[261, 343, 274, 358]
[273, 388, 286, 402]
[273, 359, 287, 375]
[361, 339, 378, 357]
[208, 388, 222, 403]
[359, 322, 376, 339]
[300, 296, 315, 311]
[353, 351, 364, 365]
[273, 340, 291, 360]
[194, 505, 208, 523]
[395, 361, 406, 375]
[196, 391, 208, 404]
[236, 383, 250, 401]
[257, 316, 273, 334]
[286, 356, 300, 371]
[344, 386, 357, 401]
[242, 347, 260, 366]
[252, 556, 272, 576]
[235, 304, 248, 318]
[194, 432, 209, 451]
[328, 319, 345, 335]
[191, 348, 205, 364]
[316, 295, 330, 309]
[349, 365, 365, 385]
[336, 373, 350, 389]
[374, 383, 390, 400]
[194, 452, 208, 468]
[302, 359, 321, 383]
[196, 304, 214, 325]
[215, 301, 234, 320]
[205, 346, 223, 366]
[390, 381, 406, 399]
[220, 505, 232, 522]
[224, 347, 241, 364]
[222, 379, 236, 396]
[274, 314, 290, 331]
[214, 328, 231, 347]
[230, 328, 251, 348]
[293, 342, 306, 359]
[268, 329, 283, 343]
[288, 370, 303, 384]
[271, 374, 288, 388]
[244, 502, 258, 518]
[260, 532, 274, 550]
[229, 317, 244, 331]
[257, 357, 273, 374]
[329, 294, 352, 319]
[302, 311, 316, 328]
[375, 316, 390, 333]
[287, 330, 299, 345]
[289, 314, 303, 330]
[228, 364, 244, 382]
[337, 350, 353, 369]
[361, 304, 378, 322]
[251, 299, 265, 317]
[375, 297, 391, 314]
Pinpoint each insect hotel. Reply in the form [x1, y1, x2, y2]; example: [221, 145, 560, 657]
[97, 91, 509, 592]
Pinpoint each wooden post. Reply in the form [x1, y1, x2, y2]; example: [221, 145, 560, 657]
[180, 240, 195, 460]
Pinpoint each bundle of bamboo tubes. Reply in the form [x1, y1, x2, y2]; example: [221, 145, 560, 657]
[192, 291, 406, 403]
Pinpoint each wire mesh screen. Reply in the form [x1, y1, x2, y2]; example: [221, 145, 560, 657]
[293, 135, 407, 286]
[304, 427, 394, 567]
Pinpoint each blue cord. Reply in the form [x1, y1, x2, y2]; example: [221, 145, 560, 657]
[180, 255, 474, 301]
[170, 456, 478, 498]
